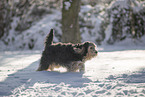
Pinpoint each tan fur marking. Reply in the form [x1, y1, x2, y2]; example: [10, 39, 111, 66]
[48, 63, 61, 71]
[83, 44, 97, 61]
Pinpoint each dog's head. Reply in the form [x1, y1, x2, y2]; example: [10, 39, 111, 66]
[73, 41, 98, 61]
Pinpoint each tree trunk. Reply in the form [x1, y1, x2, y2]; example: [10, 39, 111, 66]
[62, 0, 81, 43]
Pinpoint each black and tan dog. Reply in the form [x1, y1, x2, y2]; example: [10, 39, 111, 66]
[37, 29, 98, 72]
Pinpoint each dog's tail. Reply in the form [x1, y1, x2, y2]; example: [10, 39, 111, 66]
[45, 29, 54, 47]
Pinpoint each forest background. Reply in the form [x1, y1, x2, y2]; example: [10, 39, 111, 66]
[0, 0, 145, 50]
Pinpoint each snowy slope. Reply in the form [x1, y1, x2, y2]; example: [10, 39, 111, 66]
[0, 49, 145, 96]
[0, 9, 63, 51]
[0, 4, 105, 51]
[0, 3, 145, 51]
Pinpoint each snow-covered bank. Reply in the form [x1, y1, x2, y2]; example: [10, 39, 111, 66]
[1, 1, 144, 51]
[0, 50, 145, 96]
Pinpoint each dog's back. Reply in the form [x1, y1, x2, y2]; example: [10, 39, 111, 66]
[45, 44, 84, 64]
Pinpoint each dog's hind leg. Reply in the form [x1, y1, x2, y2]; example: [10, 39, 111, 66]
[37, 63, 50, 71]
[37, 57, 51, 71]
[37, 66, 43, 71]
[66, 61, 83, 72]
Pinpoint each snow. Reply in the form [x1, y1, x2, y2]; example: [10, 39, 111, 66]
[109, 0, 130, 9]
[80, 5, 93, 13]
[80, 5, 103, 43]
[0, 49, 145, 96]
[64, 1, 71, 10]
[0, 4, 104, 50]
[0, 1, 145, 96]
[1, 3, 144, 51]
[0, 10, 62, 51]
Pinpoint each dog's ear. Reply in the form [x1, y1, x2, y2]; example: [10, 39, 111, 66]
[73, 47, 85, 54]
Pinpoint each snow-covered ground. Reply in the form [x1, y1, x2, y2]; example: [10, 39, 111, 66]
[0, 1, 145, 96]
[0, 48, 145, 96]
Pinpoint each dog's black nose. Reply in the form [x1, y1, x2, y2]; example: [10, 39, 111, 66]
[95, 51, 98, 54]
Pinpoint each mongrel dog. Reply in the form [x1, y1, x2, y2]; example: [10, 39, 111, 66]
[37, 29, 98, 72]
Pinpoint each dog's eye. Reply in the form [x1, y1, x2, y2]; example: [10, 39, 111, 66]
[90, 47, 93, 49]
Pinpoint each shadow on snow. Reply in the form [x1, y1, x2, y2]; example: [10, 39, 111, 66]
[0, 60, 91, 96]
[106, 68, 145, 83]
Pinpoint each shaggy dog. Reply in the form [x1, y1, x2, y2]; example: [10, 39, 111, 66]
[37, 29, 98, 72]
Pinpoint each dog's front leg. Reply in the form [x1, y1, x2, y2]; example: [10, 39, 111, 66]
[78, 62, 85, 72]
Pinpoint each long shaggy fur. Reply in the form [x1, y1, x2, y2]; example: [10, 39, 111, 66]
[37, 29, 98, 72]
